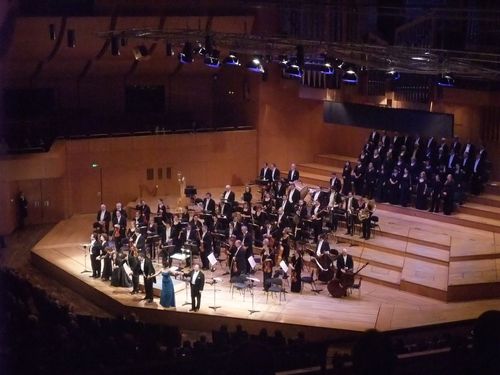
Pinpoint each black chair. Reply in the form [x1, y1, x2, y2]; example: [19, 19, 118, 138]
[370, 216, 381, 238]
[347, 277, 362, 297]
[230, 275, 248, 300]
[266, 278, 286, 304]
[301, 269, 321, 294]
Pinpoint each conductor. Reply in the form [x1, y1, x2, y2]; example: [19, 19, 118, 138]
[188, 264, 205, 312]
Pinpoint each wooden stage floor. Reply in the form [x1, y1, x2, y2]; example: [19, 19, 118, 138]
[30, 214, 500, 340]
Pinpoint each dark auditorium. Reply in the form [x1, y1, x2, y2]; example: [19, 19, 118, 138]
[2, 1, 500, 374]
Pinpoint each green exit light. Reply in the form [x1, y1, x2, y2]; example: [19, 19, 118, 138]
[91, 162, 100, 168]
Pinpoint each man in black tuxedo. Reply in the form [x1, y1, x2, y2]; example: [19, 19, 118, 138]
[270, 163, 280, 182]
[96, 204, 111, 234]
[315, 234, 331, 256]
[199, 225, 212, 270]
[202, 192, 216, 213]
[284, 182, 300, 214]
[336, 248, 354, 278]
[287, 163, 300, 182]
[130, 227, 146, 252]
[241, 225, 254, 273]
[368, 129, 379, 145]
[182, 224, 200, 267]
[137, 199, 151, 223]
[259, 162, 272, 181]
[221, 185, 235, 217]
[188, 264, 205, 312]
[345, 192, 359, 236]
[136, 252, 156, 303]
[329, 172, 342, 192]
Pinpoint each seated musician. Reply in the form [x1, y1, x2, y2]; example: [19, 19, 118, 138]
[336, 248, 354, 279]
[133, 210, 145, 229]
[182, 224, 200, 267]
[273, 179, 288, 209]
[230, 213, 243, 239]
[252, 204, 267, 227]
[261, 238, 275, 291]
[231, 239, 246, 277]
[262, 191, 274, 213]
[261, 221, 277, 241]
[311, 188, 326, 208]
[157, 198, 167, 218]
[241, 202, 252, 224]
[241, 225, 254, 274]
[287, 163, 300, 182]
[112, 202, 127, 222]
[129, 227, 146, 253]
[276, 208, 290, 236]
[189, 213, 203, 231]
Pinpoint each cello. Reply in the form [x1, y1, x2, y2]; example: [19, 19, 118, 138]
[327, 262, 369, 298]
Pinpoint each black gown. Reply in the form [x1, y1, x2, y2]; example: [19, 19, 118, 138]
[399, 174, 412, 207]
[111, 253, 132, 287]
[341, 165, 352, 195]
[290, 255, 303, 293]
[388, 175, 400, 205]
[415, 179, 428, 210]
[442, 181, 455, 215]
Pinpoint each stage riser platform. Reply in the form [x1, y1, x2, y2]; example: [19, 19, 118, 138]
[30, 250, 358, 341]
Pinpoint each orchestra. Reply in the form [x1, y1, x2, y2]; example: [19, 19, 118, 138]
[84, 132, 490, 303]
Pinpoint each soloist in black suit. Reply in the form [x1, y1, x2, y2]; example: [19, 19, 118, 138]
[189, 270, 205, 311]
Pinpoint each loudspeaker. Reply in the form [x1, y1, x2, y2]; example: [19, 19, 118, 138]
[132, 45, 150, 61]
[67, 29, 76, 48]
[49, 24, 56, 40]
[111, 36, 120, 56]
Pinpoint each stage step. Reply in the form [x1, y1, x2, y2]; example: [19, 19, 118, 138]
[377, 202, 500, 233]
[467, 193, 500, 208]
[300, 171, 331, 187]
[297, 163, 343, 177]
[457, 202, 500, 220]
[353, 260, 402, 288]
[400, 258, 449, 300]
[314, 154, 357, 169]
[343, 242, 405, 271]
[335, 233, 449, 266]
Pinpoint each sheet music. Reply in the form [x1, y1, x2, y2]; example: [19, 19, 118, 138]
[208, 252, 217, 266]
[248, 256, 257, 270]
[280, 260, 288, 273]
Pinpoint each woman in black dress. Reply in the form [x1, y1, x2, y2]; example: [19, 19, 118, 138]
[374, 165, 387, 202]
[442, 174, 455, 215]
[289, 250, 303, 293]
[242, 186, 252, 205]
[399, 167, 412, 207]
[111, 251, 132, 287]
[388, 169, 400, 205]
[341, 161, 352, 195]
[415, 172, 428, 210]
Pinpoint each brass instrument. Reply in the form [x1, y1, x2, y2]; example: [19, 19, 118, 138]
[358, 207, 370, 221]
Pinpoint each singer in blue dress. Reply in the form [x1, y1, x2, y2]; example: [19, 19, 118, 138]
[151, 260, 178, 308]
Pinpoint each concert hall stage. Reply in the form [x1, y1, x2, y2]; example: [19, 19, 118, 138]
[31, 214, 500, 341]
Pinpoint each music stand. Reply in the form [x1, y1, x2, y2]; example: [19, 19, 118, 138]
[182, 275, 191, 307]
[208, 277, 222, 312]
[80, 244, 92, 274]
[247, 256, 260, 314]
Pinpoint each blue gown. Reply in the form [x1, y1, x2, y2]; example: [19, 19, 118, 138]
[160, 271, 175, 308]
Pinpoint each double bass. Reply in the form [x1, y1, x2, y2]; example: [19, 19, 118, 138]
[327, 262, 369, 298]
[312, 252, 338, 283]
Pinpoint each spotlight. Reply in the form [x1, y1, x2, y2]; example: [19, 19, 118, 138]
[246, 57, 265, 73]
[132, 45, 150, 61]
[282, 64, 303, 79]
[305, 62, 334, 75]
[386, 69, 400, 80]
[278, 55, 289, 66]
[204, 55, 220, 68]
[223, 53, 240, 66]
[437, 73, 454, 87]
[342, 68, 358, 84]
[195, 41, 206, 55]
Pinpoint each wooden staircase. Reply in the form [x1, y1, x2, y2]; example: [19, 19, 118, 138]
[297, 154, 500, 302]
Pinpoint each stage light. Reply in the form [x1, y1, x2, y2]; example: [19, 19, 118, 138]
[204, 55, 220, 68]
[437, 73, 455, 87]
[278, 55, 289, 65]
[132, 45, 150, 61]
[305, 62, 334, 75]
[195, 41, 206, 55]
[223, 53, 241, 66]
[342, 68, 358, 84]
[411, 56, 430, 62]
[282, 64, 303, 79]
[247, 57, 265, 73]
[386, 69, 400, 80]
